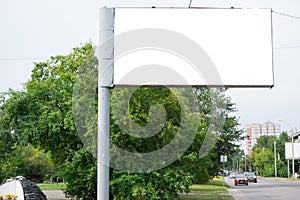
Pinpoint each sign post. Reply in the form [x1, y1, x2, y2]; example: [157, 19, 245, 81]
[220, 155, 227, 186]
[98, 7, 114, 200]
[97, 5, 274, 199]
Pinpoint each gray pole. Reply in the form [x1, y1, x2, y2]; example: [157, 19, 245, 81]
[274, 141, 277, 177]
[244, 156, 246, 172]
[98, 7, 114, 200]
[292, 130, 295, 179]
[223, 161, 225, 186]
[288, 159, 290, 178]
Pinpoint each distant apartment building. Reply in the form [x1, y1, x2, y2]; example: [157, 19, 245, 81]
[242, 122, 281, 155]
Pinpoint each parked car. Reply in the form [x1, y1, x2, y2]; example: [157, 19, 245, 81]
[229, 172, 237, 179]
[234, 174, 248, 186]
[244, 172, 257, 183]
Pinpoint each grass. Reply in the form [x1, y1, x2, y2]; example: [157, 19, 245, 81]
[37, 182, 66, 190]
[179, 177, 234, 200]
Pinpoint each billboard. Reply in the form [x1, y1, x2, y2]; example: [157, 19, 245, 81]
[113, 8, 274, 87]
[285, 143, 300, 160]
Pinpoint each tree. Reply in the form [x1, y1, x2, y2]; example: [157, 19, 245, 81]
[251, 147, 274, 177]
[0, 44, 97, 165]
[255, 135, 277, 150]
[0, 145, 54, 183]
[250, 133, 290, 177]
[62, 148, 97, 199]
[0, 43, 242, 199]
[194, 88, 242, 177]
[276, 132, 289, 177]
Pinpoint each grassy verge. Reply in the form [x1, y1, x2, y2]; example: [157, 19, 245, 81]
[180, 177, 234, 200]
[37, 183, 66, 190]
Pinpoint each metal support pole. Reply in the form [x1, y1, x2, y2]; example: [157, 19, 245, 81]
[274, 141, 277, 177]
[223, 161, 225, 186]
[292, 131, 295, 179]
[98, 7, 114, 200]
[244, 156, 246, 172]
[288, 159, 290, 178]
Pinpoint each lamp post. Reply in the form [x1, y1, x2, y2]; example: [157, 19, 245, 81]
[279, 120, 295, 179]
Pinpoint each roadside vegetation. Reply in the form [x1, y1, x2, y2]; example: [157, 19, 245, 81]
[37, 183, 66, 191]
[249, 133, 299, 178]
[180, 177, 233, 200]
[0, 43, 243, 199]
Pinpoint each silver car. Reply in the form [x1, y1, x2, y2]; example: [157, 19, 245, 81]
[244, 172, 257, 183]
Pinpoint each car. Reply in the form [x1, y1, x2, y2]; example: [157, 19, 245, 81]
[229, 172, 238, 179]
[234, 174, 248, 186]
[244, 172, 257, 183]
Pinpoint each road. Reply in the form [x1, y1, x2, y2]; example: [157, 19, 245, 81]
[43, 190, 67, 200]
[225, 176, 300, 200]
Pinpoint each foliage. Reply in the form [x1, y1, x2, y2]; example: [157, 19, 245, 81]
[0, 44, 96, 165]
[62, 148, 97, 200]
[255, 135, 277, 150]
[0, 145, 54, 183]
[251, 147, 274, 177]
[0, 43, 242, 199]
[110, 169, 193, 200]
[194, 88, 242, 177]
[250, 133, 289, 177]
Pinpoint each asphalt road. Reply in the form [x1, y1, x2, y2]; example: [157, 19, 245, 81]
[43, 190, 67, 200]
[225, 176, 300, 200]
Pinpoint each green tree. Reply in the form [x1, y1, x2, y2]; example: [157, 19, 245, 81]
[0, 145, 54, 183]
[251, 147, 274, 177]
[194, 88, 242, 177]
[0, 43, 242, 199]
[276, 132, 289, 177]
[62, 148, 97, 199]
[0, 44, 97, 165]
[250, 133, 289, 177]
[255, 135, 277, 150]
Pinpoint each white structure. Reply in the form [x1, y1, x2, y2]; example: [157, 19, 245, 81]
[242, 122, 281, 155]
[114, 8, 274, 87]
[0, 180, 24, 200]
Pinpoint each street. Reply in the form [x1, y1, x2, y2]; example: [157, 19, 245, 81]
[225, 177, 300, 200]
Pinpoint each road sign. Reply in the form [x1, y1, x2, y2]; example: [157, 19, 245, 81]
[221, 155, 227, 163]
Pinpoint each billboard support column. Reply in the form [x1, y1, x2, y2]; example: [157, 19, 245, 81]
[292, 132, 295, 179]
[98, 7, 114, 200]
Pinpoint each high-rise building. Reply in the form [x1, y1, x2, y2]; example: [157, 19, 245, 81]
[242, 122, 281, 155]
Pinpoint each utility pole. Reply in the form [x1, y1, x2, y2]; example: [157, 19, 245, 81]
[291, 129, 295, 179]
[244, 156, 246, 172]
[274, 141, 277, 178]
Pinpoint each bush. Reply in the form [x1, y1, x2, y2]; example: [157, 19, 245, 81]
[0, 145, 54, 183]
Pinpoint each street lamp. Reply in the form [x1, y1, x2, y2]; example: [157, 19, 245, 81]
[279, 120, 295, 179]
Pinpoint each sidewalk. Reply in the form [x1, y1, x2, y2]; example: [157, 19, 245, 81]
[43, 190, 67, 200]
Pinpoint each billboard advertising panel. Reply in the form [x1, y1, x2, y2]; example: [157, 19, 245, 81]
[285, 143, 300, 160]
[113, 8, 273, 87]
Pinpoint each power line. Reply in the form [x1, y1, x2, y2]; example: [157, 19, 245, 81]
[272, 11, 300, 21]
[0, 57, 47, 61]
[274, 45, 300, 50]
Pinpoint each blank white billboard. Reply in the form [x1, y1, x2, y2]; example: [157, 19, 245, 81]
[113, 8, 274, 87]
[285, 143, 300, 160]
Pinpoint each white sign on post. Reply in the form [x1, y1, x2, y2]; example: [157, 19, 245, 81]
[113, 8, 274, 87]
[285, 143, 300, 159]
[220, 155, 227, 163]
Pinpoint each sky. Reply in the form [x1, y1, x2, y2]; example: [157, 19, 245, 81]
[1, 0, 300, 132]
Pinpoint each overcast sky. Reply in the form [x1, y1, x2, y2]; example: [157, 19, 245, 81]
[1, 0, 300, 132]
